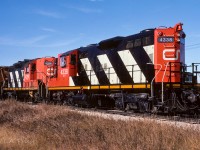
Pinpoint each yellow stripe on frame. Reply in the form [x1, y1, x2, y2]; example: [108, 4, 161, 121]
[48, 84, 150, 91]
[4, 84, 150, 91]
[3, 88, 38, 91]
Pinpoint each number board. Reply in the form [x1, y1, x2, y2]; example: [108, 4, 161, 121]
[158, 37, 174, 43]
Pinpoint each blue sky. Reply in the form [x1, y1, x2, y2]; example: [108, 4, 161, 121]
[0, 0, 200, 66]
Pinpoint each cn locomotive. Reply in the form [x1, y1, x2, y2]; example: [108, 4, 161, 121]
[1, 23, 200, 114]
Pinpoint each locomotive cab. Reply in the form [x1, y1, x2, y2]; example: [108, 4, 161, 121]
[23, 57, 56, 100]
[48, 50, 78, 88]
[23, 60, 37, 88]
[23, 57, 56, 89]
[59, 50, 78, 86]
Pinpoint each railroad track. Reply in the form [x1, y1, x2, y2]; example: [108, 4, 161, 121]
[66, 106, 200, 129]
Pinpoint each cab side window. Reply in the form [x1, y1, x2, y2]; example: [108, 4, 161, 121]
[70, 54, 76, 65]
[25, 66, 29, 73]
[31, 64, 36, 71]
[60, 56, 66, 68]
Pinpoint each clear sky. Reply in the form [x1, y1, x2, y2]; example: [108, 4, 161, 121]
[0, 0, 200, 66]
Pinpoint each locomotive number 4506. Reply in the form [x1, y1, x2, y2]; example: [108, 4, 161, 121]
[158, 37, 174, 43]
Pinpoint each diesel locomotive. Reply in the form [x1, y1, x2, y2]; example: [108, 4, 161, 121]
[1, 23, 200, 114]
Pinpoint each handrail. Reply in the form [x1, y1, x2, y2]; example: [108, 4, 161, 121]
[147, 63, 162, 98]
[161, 62, 169, 103]
[36, 69, 49, 98]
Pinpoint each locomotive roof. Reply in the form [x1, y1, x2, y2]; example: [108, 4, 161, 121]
[60, 50, 75, 57]
[10, 59, 32, 69]
[0, 66, 9, 68]
[61, 28, 155, 54]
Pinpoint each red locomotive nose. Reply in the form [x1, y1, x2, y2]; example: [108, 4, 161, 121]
[154, 23, 185, 83]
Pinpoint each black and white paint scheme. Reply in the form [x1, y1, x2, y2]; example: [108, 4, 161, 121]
[71, 29, 155, 86]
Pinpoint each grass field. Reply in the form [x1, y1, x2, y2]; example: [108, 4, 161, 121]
[0, 100, 200, 150]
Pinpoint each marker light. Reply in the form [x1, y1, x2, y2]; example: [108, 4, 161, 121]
[158, 32, 163, 36]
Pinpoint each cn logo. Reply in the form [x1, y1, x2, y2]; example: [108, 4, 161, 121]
[163, 49, 180, 61]
[47, 68, 56, 77]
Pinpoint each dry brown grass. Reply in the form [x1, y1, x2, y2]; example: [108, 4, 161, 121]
[0, 100, 200, 150]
